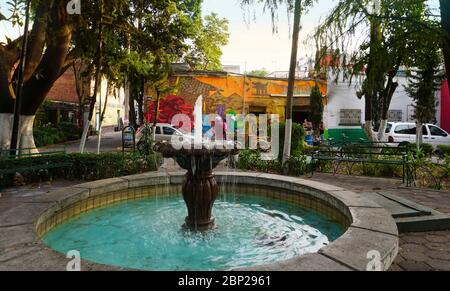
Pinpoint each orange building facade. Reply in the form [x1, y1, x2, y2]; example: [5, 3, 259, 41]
[145, 71, 327, 124]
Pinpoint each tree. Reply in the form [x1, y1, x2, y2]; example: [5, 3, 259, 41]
[0, 0, 226, 153]
[405, 39, 442, 149]
[241, 0, 315, 164]
[314, 0, 441, 141]
[246, 69, 269, 77]
[0, 0, 74, 152]
[186, 13, 229, 70]
[309, 82, 323, 135]
[123, 0, 227, 129]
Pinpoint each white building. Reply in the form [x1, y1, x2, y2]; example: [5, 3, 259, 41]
[324, 72, 441, 132]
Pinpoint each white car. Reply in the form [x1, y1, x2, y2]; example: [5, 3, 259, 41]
[136, 123, 193, 144]
[384, 122, 450, 148]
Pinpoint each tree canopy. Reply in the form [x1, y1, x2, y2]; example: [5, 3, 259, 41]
[0, 0, 229, 150]
[313, 0, 443, 140]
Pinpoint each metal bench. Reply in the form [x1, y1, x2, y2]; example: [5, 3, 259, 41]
[0, 148, 72, 180]
[311, 141, 413, 186]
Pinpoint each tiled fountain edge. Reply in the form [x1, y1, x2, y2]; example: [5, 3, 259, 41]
[1, 170, 398, 271]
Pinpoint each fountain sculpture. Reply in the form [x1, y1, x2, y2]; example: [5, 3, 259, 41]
[154, 96, 237, 231]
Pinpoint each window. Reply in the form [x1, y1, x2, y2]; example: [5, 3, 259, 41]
[385, 123, 393, 133]
[394, 124, 428, 135]
[388, 110, 403, 122]
[394, 125, 412, 134]
[155, 127, 161, 134]
[429, 126, 448, 137]
[339, 109, 362, 126]
[163, 127, 176, 135]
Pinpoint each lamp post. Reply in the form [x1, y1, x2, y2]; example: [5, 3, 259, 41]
[10, 0, 31, 156]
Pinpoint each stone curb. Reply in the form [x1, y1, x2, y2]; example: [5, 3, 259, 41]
[0, 170, 399, 271]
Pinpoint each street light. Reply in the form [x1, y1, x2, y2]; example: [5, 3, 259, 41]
[10, 0, 31, 156]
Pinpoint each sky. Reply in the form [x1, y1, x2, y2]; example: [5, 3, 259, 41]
[203, 0, 441, 73]
[0, 0, 442, 73]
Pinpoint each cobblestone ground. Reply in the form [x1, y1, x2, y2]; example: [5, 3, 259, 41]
[307, 173, 450, 271]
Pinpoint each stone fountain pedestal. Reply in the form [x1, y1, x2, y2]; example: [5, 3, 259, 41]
[155, 143, 236, 231]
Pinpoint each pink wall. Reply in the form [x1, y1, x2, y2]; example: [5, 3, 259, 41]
[442, 80, 450, 133]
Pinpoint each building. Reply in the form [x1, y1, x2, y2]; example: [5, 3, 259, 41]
[222, 65, 241, 74]
[145, 70, 327, 124]
[45, 67, 126, 133]
[45, 66, 80, 125]
[323, 71, 448, 140]
[441, 80, 450, 133]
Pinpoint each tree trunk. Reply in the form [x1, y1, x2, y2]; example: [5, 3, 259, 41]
[441, 0, 450, 80]
[97, 81, 110, 154]
[282, 0, 302, 165]
[378, 60, 401, 141]
[18, 115, 37, 153]
[137, 90, 144, 126]
[0, 114, 37, 153]
[377, 119, 388, 142]
[129, 89, 137, 129]
[80, 0, 104, 153]
[0, 1, 72, 156]
[0, 113, 13, 151]
[416, 122, 423, 151]
[364, 0, 382, 142]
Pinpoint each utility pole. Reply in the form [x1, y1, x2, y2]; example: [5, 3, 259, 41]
[10, 0, 31, 156]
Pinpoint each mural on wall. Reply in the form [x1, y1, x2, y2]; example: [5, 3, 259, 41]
[147, 95, 194, 124]
[146, 73, 327, 125]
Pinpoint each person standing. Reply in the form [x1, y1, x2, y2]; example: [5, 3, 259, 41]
[319, 122, 325, 143]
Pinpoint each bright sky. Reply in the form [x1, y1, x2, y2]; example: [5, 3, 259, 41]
[0, 0, 441, 73]
[203, 0, 441, 73]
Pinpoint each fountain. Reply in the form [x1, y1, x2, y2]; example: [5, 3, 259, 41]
[35, 99, 398, 271]
[154, 96, 237, 230]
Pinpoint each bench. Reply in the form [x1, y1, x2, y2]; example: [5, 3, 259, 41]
[0, 148, 72, 180]
[311, 141, 413, 186]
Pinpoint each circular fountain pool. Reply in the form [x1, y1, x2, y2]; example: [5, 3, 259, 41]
[34, 172, 399, 271]
[43, 193, 344, 271]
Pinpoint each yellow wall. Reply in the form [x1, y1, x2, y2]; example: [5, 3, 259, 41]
[146, 72, 327, 121]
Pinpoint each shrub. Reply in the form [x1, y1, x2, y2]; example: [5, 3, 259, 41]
[278, 122, 305, 162]
[437, 145, 450, 157]
[34, 123, 83, 147]
[283, 155, 310, 176]
[0, 152, 162, 187]
[237, 150, 281, 173]
[408, 143, 434, 157]
[238, 149, 311, 176]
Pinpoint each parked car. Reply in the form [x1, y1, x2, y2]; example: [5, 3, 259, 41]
[383, 122, 450, 148]
[136, 123, 194, 144]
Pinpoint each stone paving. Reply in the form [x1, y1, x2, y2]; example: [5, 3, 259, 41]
[307, 173, 450, 271]
[1, 172, 449, 271]
[39, 131, 123, 154]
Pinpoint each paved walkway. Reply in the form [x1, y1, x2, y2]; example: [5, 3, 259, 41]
[1, 172, 449, 271]
[307, 173, 450, 271]
[39, 131, 123, 154]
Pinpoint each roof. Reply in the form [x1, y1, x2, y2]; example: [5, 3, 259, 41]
[46, 67, 79, 104]
[172, 69, 324, 82]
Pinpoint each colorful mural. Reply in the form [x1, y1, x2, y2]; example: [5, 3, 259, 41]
[146, 71, 327, 124]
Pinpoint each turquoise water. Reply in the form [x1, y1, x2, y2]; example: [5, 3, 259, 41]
[43, 194, 345, 271]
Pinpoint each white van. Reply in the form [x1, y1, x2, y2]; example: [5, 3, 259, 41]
[384, 122, 450, 148]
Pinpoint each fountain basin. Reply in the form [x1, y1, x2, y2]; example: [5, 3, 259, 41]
[34, 171, 399, 271]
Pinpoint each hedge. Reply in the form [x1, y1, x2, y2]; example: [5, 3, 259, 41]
[34, 122, 83, 147]
[0, 152, 162, 187]
[437, 145, 450, 157]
